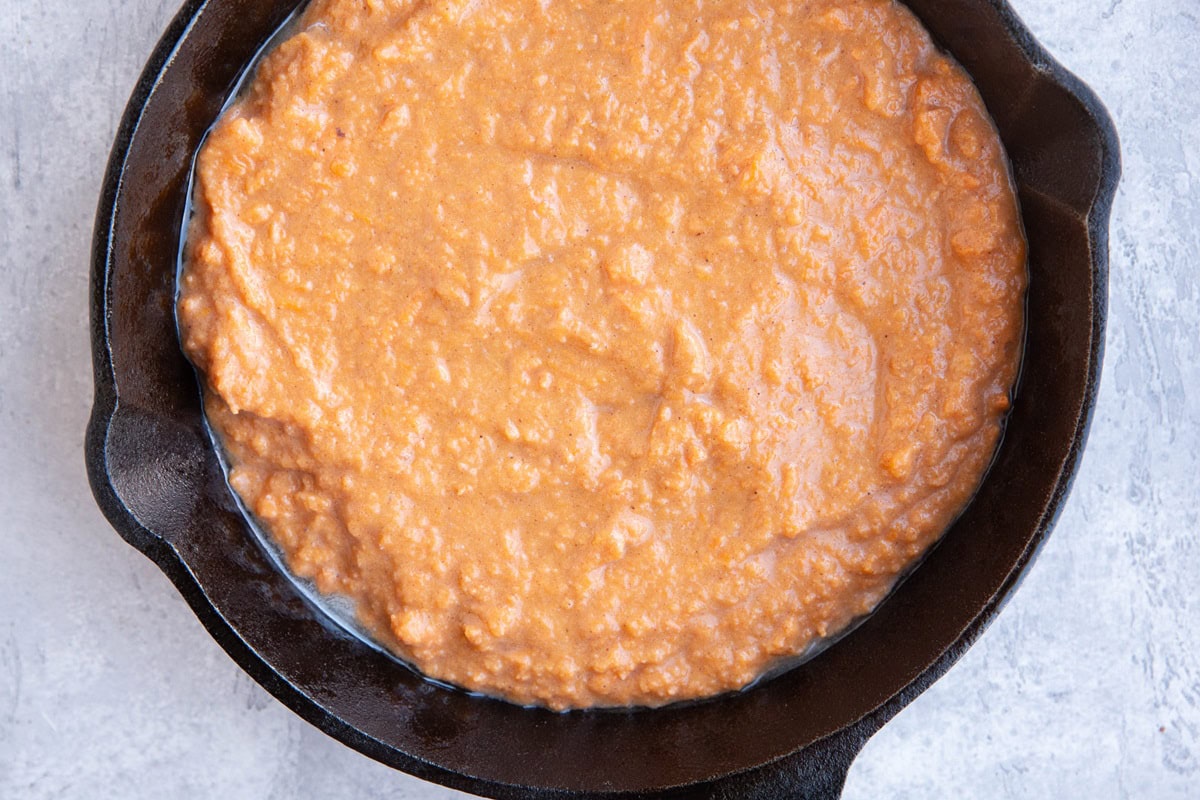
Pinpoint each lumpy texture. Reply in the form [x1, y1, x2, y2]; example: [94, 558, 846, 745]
[178, 0, 1026, 709]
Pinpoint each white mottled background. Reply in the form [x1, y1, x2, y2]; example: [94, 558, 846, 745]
[0, 0, 1196, 796]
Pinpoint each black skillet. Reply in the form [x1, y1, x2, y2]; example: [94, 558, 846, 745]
[86, 0, 1119, 796]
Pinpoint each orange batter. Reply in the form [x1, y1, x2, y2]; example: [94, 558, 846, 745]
[178, 0, 1025, 709]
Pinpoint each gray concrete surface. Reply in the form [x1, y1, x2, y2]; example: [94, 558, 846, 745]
[1, 0, 1196, 797]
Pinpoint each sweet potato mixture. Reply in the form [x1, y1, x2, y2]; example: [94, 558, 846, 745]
[178, 0, 1025, 709]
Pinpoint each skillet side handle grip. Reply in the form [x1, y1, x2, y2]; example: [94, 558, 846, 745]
[703, 726, 868, 800]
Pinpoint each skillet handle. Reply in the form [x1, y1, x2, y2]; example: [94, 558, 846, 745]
[700, 725, 869, 800]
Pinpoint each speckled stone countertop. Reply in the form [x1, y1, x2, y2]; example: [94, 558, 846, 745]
[0, 0, 1195, 797]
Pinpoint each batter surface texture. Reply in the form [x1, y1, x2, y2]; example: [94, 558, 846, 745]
[178, 0, 1026, 709]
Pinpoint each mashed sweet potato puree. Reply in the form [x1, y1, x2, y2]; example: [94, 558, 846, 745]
[178, 0, 1025, 709]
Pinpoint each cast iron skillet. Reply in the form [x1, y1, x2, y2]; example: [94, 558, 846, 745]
[86, 0, 1119, 796]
